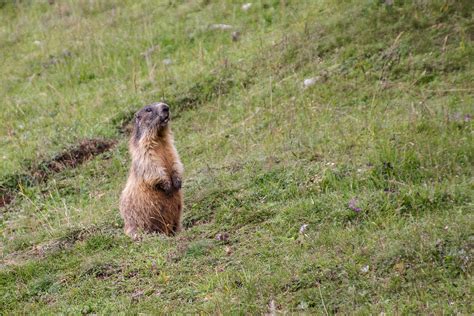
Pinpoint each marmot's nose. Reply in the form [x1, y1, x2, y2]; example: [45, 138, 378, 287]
[162, 105, 169, 113]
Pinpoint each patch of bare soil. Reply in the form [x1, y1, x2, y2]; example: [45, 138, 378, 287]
[34, 138, 117, 179]
[0, 189, 14, 208]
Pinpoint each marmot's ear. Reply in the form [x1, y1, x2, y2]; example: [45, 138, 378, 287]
[135, 113, 141, 123]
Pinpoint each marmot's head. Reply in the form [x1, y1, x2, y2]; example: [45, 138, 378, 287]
[133, 102, 170, 142]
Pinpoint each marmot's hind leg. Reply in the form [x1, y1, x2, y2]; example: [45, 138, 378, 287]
[172, 221, 182, 235]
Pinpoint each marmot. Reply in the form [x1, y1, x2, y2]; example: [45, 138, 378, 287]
[119, 102, 184, 238]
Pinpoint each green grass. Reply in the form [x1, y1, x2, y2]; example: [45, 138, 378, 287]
[1, 0, 473, 313]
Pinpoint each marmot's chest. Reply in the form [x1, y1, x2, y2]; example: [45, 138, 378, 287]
[147, 146, 175, 174]
[151, 152, 173, 171]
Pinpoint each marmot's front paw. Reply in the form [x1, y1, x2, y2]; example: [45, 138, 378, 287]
[154, 181, 172, 195]
[171, 174, 182, 190]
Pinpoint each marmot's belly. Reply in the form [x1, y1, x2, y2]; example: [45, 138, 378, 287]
[120, 184, 182, 234]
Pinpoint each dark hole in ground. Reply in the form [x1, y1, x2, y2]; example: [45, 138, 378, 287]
[0, 138, 116, 208]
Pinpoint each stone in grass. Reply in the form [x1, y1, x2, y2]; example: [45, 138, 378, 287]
[348, 197, 362, 212]
[215, 232, 229, 242]
[242, 3, 252, 11]
[163, 58, 173, 65]
[299, 224, 309, 234]
[232, 31, 240, 42]
[303, 77, 321, 88]
[298, 300, 309, 310]
[209, 24, 233, 30]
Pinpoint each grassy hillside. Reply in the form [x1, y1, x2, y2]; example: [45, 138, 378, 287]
[1, 0, 473, 313]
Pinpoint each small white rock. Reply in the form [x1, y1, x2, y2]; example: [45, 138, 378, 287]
[360, 265, 370, 273]
[299, 224, 309, 234]
[242, 3, 252, 11]
[297, 300, 309, 310]
[209, 24, 233, 30]
[231, 31, 240, 42]
[33, 40, 42, 46]
[163, 58, 172, 65]
[303, 77, 317, 88]
[268, 299, 276, 315]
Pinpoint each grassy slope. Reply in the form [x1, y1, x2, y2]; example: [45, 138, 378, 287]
[1, 0, 473, 314]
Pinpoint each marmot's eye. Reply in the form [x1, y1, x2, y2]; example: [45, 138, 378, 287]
[145, 107, 152, 112]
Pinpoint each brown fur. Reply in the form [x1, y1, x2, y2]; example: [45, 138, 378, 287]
[119, 102, 184, 238]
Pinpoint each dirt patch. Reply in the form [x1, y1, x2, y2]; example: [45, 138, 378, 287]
[34, 138, 117, 180]
[0, 138, 116, 208]
[0, 189, 14, 208]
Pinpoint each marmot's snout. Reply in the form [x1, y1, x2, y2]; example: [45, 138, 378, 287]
[136, 102, 170, 129]
[151, 102, 169, 126]
[158, 103, 169, 124]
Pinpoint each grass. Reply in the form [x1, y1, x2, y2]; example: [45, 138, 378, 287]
[1, 0, 473, 313]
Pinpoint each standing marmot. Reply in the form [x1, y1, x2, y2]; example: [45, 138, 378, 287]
[119, 102, 184, 238]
